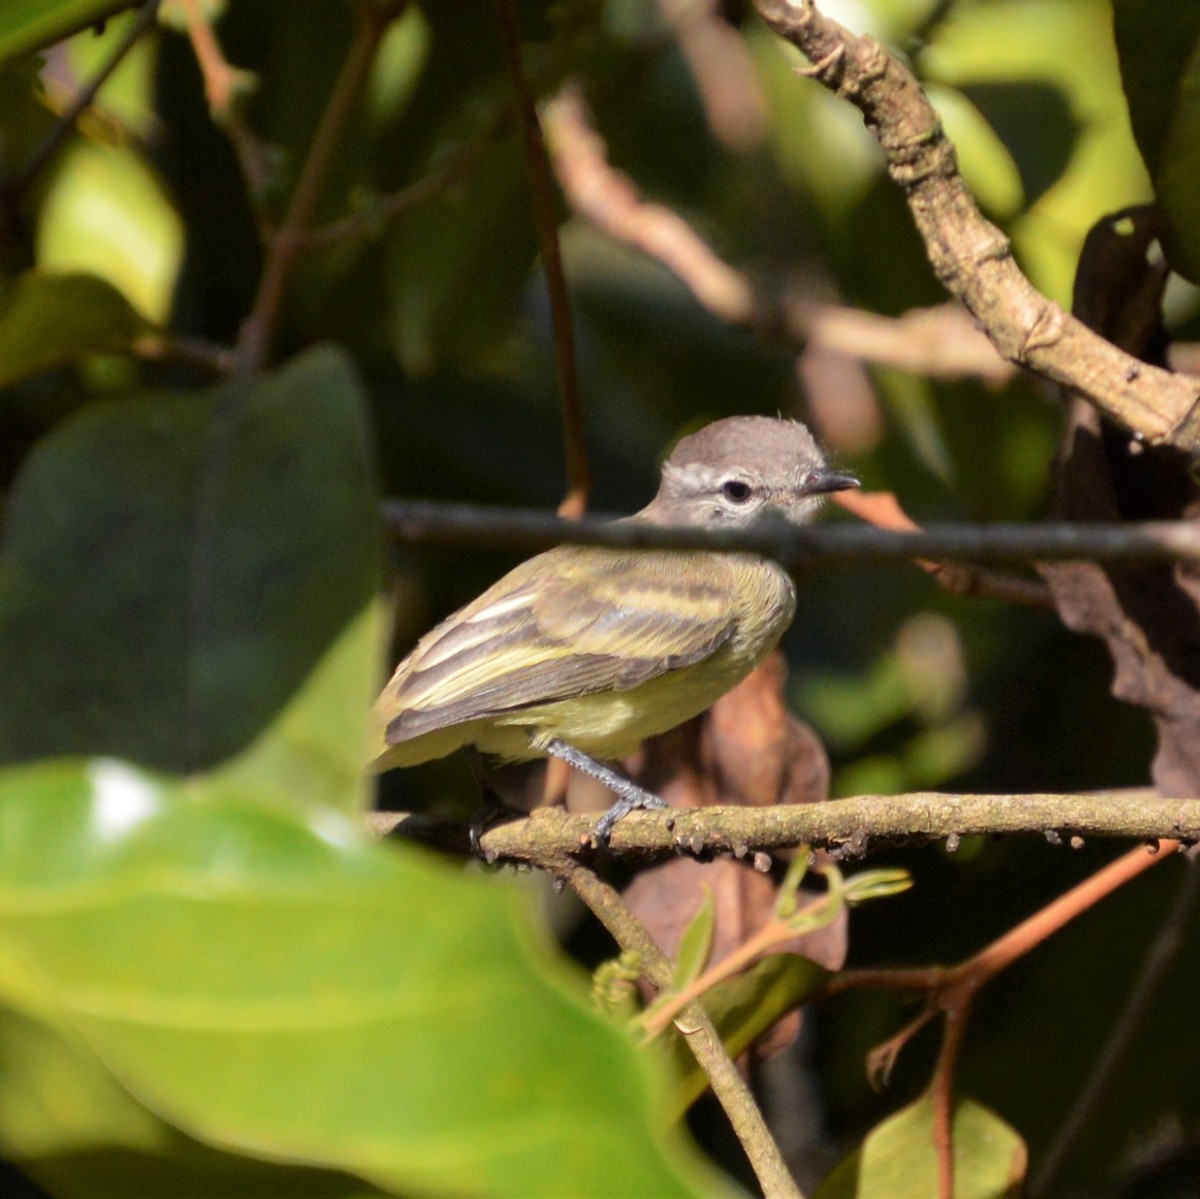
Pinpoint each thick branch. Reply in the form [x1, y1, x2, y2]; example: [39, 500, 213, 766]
[381, 498, 1200, 568]
[369, 789, 1200, 863]
[753, 0, 1200, 455]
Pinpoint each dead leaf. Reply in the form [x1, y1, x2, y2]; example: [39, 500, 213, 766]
[1041, 206, 1200, 797]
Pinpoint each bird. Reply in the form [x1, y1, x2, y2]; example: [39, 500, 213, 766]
[370, 416, 859, 839]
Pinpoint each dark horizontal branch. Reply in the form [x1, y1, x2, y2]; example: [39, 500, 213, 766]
[369, 789, 1198, 864]
[381, 499, 1200, 569]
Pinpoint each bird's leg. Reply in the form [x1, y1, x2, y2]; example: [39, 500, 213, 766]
[543, 739, 668, 842]
[466, 748, 520, 855]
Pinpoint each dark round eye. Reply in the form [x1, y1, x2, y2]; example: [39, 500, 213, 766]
[721, 479, 752, 503]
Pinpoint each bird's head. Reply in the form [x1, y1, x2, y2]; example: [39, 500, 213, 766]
[643, 415, 859, 528]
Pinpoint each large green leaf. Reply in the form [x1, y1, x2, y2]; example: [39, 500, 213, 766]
[0, 271, 150, 388]
[0, 1002, 390, 1199]
[1113, 0, 1200, 283]
[0, 346, 381, 807]
[816, 1093, 1026, 1199]
[0, 759, 724, 1199]
[0, 0, 131, 64]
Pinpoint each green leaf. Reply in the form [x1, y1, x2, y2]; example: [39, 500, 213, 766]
[670, 885, 715, 990]
[36, 139, 184, 322]
[0, 346, 382, 807]
[0, 1002, 391, 1199]
[0, 0, 131, 64]
[1113, 0, 1200, 283]
[923, 0, 1150, 304]
[664, 954, 829, 1115]
[0, 271, 150, 388]
[816, 1093, 1027, 1199]
[0, 759, 726, 1199]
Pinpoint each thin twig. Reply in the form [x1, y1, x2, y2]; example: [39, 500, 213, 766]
[10, 0, 161, 200]
[752, 0, 1200, 455]
[543, 84, 1016, 384]
[493, 0, 591, 517]
[931, 1003, 971, 1199]
[297, 111, 514, 250]
[641, 889, 835, 1039]
[380, 498, 1200, 569]
[177, 0, 275, 241]
[235, 0, 407, 371]
[829, 841, 1177, 1189]
[831, 489, 1053, 607]
[1030, 856, 1200, 1195]
[367, 788, 1200, 863]
[557, 860, 804, 1199]
[131, 332, 234, 374]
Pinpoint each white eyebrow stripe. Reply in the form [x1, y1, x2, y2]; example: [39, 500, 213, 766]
[663, 463, 756, 490]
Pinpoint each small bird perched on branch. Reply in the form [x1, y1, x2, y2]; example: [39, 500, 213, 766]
[370, 416, 858, 839]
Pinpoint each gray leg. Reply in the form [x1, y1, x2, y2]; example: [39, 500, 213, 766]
[543, 739, 667, 841]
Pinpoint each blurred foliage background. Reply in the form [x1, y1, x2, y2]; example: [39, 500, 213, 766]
[3, 0, 1200, 1196]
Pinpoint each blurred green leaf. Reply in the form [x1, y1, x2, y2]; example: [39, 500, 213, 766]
[816, 1093, 1026, 1199]
[0, 0, 130, 64]
[36, 139, 184, 322]
[0, 271, 150, 387]
[0, 56, 55, 168]
[923, 0, 1150, 303]
[663, 954, 829, 1116]
[0, 1002, 391, 1199]
[62, 8, 160, 139]
[387, 136, 537, 374]
[0, 759, 725, 1199]
[926, 84, 1024, 219]
[1113, 0, 1200, 283]
[0, 346, 381, 804]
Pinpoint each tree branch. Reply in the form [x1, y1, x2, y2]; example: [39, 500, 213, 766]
[234, 0, 407, 371]
[543, 83, 1013, 386]
[381, 498, 1200, 569]
[752, 0, 1200, 456]
[556, 860, 804, 1199]
[177, 0, 275, 242]
[368, 789, 1200, 864]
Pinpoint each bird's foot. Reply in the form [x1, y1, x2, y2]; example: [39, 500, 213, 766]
[592, 790, 668, 843]
[542, 738, 669, 844]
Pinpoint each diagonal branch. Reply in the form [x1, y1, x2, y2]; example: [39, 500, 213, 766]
[234, 0, 407, 371]
[752, 0, 1200, 456]
[558, 860, 804, 1199]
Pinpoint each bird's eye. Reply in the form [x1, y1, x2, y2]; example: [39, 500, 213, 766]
[721, 479, 752, 503]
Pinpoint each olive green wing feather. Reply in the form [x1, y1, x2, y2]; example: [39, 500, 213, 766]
[381, 549, 738, 744]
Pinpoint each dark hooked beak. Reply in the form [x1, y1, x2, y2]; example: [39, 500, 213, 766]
[805, 468, 861, 495]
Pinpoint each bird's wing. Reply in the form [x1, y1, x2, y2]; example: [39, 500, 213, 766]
[382, 549, 738, 743]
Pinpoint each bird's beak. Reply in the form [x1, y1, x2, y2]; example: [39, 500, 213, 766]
[805, 468, 861, 495]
